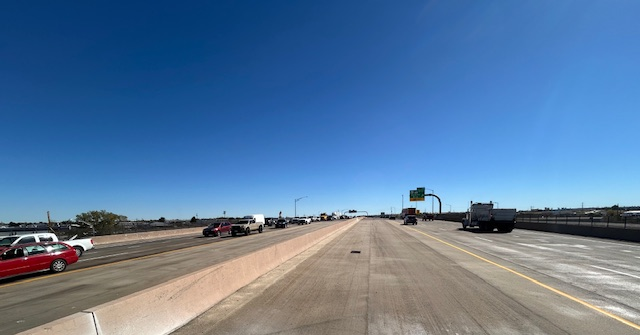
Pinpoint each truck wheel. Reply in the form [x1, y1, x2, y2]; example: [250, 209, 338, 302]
[245, 228, 250, 236]
[50, 259, 67, 273]
[74, 246, 84, 257]
[258, 225, 263, 233]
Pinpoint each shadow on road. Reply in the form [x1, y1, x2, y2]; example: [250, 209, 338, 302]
[456, 228, 512, 234]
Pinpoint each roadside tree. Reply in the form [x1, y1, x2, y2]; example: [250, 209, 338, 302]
[76, 210, 127, 235]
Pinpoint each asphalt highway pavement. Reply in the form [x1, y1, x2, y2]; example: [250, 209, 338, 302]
[174, 218, 640, 335]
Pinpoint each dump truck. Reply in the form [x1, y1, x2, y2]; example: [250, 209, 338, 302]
[462, 201, 516, 232]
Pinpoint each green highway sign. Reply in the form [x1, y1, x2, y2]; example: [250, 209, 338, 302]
[410, 188, 425, 202]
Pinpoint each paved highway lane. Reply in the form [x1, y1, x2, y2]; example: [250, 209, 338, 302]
[0, 221, 341, 335]
[174, 218, 640, 334]
[424, 221, 640, 323]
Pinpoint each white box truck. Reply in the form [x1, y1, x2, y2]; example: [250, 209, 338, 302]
[462, 201, 516, 233]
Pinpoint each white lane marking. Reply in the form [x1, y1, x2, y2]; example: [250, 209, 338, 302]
[127, 245, 141, 249]
[517, 243, 555, 251]
[591, 265, 640, 280]
[78, 252, 132, 262]
[518, 230, 640, 249]
[475, 237, 493, 242]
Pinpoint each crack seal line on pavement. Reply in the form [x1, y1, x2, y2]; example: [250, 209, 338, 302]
[405, 225, 640, 332]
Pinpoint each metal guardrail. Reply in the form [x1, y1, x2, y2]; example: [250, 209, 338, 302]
[516, 214, 640, 230]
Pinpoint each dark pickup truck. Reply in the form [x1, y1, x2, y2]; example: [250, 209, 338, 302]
[403, 215, 417, 225]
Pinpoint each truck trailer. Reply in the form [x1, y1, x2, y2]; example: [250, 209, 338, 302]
[462, 201, 516, 233]
[401, 208, 417, 217]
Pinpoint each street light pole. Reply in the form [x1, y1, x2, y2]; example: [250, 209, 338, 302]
[294, 196, 308, 218]
[446, 204, 452, 212]
[426, 188, 434, 214]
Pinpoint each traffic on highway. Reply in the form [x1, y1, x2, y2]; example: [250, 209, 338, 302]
[2, 217, 640, 334]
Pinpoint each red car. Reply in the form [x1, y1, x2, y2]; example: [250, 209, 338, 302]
[0, 242, 79, 279]
[202, 221, 232, 237]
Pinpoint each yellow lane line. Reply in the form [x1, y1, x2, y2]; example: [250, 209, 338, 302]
[407, 226, 640, 331]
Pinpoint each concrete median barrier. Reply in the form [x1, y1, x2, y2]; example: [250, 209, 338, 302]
[18, 218, 359, 335]
[92, 227, 204, 245]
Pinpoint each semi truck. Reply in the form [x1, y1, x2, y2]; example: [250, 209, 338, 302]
[462, 201, 516, 233]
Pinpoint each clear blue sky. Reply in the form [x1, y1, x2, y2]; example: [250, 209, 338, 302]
[1, 1, 639, 222]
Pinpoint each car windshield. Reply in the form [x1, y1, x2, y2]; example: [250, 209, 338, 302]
[0, 236, 18, 247]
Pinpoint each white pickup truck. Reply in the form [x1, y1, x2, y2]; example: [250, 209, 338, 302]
[231, 214, 265, 236]
[0, 233, 94, 257]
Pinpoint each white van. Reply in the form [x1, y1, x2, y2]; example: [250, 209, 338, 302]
[231, 214, 265, 236]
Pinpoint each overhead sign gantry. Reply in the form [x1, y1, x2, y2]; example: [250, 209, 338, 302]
[408, 187, 442, 214]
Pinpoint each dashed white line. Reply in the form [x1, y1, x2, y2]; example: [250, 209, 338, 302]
[475, 237, 493, 242]
[591, 265, 640, 280]
[78, 252, 132, 262]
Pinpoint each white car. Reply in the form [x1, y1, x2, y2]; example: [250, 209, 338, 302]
[0, 232, 94, 257]
[293, 217, 311, 225]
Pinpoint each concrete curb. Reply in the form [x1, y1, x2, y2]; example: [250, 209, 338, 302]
[17, 219, 360, 335]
